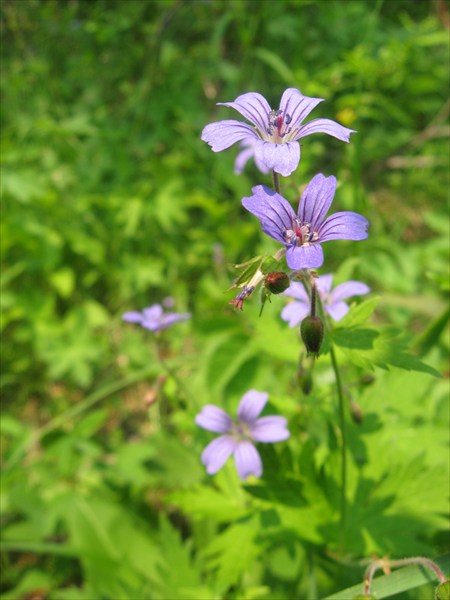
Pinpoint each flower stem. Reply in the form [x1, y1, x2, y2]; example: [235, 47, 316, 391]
[154, 336, 190, 402]
[330, 343, 347, 553]
[363, 556, 448, 595]
[309, 272, 317, 317]
[272, 170, 281, 194]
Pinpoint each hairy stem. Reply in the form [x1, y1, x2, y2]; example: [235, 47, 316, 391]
[364, 556, 448, 595]
[330, 344, 347, 553]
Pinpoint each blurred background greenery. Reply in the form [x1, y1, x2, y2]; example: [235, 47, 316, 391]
[1, 1, 449, 599]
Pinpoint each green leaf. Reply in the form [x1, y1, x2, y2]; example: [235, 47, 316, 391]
[201, 517, 260, 590]
[167, 485, 249, 523]
[155, 518, 205, 600]
[413, 305, 450, 357]
[332, 325, 440, 376]
[335, 297, 381, 328]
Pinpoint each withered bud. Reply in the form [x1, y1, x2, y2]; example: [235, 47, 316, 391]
[300, 315, 324, 358]
[264, 272, 290, 295]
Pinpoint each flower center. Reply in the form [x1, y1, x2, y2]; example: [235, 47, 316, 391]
[232, 421, 252, 442]
[284, 218, 319, 247]
[266, 109, 295, 143]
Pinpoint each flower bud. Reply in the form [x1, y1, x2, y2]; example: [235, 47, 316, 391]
[300, 315, 324, 358]
[435, 580, 450, 600]
[351, 401, 364, 424]
[352, 595, 376, 600]
[264, 272, 290, 295]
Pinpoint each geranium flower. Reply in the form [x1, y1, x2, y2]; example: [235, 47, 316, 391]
[281, 274, 370, 326]
[195, 390, 290, 480]
[201, 88, 355, 177]
[242, 173, 369, 270]
[122, 304, 190, 332]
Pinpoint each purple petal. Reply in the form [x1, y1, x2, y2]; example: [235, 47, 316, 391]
[254, 151, 271, 175]
[195, 405, 233, 433]
[298, 173, 337, 231]
[286, 244, 324, 270]
[242, 186, 295, 245]
[297, 118, 356, 143]
[122, 311, 144, 323]
[142, 305, 163, 320]
[218, 92, 271, 135]
[234, 441, 262, 480]
[201, 435, 237, 475]
[316, 274, 333, 298]
[254, 139, 300, 177]
[234, 146, 255, 175]
[251, 416, 290, 443]
[319, 212, 369, 242]
[237, 390, 268, 423]
[158, 312, 191, 328]
[283, 281, 309, 303]
[326, 301, 350, 322]
[281, 301, 309, 328]
[279, 88, 324, 129]
[234, 141, 271, 175]
[329, 281, 370, 303]
[201, 120, 257, 152]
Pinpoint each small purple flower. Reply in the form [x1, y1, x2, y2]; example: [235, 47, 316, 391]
[282, 274, 370, 326]
[195, 390, 290, 480]
[242, 173, 369, 270]
[122, 304, 190, 332]
[202, 88, 355, 177]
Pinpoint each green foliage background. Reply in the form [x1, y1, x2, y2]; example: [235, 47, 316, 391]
[1, 1, 449, 599]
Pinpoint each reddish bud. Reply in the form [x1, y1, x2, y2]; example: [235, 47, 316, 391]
[264, 272, 290, 295]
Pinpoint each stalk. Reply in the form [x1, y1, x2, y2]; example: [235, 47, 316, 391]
[330, 343, 347, 553]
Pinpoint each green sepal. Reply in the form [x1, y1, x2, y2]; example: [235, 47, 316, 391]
[229, 255, 277, 291]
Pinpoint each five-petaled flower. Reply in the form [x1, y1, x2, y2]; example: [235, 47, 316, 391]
[282, 274, 370, 326]
[242, 173, 369, 270]
[195, 390, 290, 480]
[122, 304, 190, 332]
[201, 88, 355, 177]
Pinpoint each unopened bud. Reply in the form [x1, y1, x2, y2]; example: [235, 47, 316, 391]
[300, 315, 324, 358]
[435, 580, 450, 600]
[351, 401, 364, 424]
[264, 272, 290, 294]
[361, 374, 375, 385]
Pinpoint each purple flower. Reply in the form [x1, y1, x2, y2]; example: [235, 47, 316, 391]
[242, 173, 369, 270]
[282, 274, 370, 326]
[195, 390, 290, 480]
[201, 88, 355, 177]
[122, 304, 190, 332]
